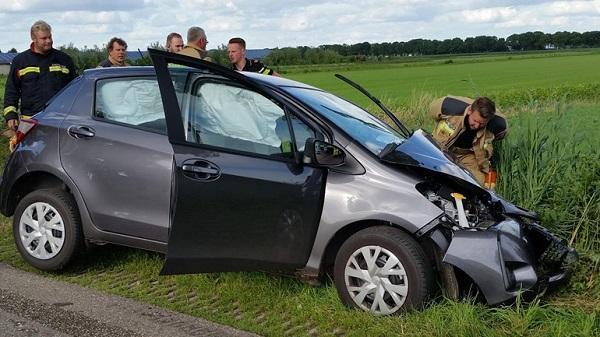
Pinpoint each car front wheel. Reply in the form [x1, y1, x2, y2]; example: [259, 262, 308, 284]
[334, 226, 434, 315]
[13, 189, 83, 271]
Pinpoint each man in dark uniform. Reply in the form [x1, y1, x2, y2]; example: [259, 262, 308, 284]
[430, 95, 508, 185]
[3, 20, 76, 130]
[98, 37, 130, 67]
[227, 37, 280, 76]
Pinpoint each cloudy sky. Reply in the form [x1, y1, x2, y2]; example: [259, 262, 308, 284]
[1, 0, 599, 52]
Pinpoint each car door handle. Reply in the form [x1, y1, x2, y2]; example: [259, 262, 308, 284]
[67, 125, 95, 138]
[181, 160, 221, 181]
[182, 165, 219, 175]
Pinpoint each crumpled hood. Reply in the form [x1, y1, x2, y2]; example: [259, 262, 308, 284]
[380, 129, 537, 219]
[381, 129, 482, 187]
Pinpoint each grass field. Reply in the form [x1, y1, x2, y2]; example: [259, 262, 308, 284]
[0, 52, 598, 336]
[285, 52, 600, 108]
[278, 48, 600, 74]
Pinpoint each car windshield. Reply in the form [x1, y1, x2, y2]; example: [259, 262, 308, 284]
[286, 87, 406, 156]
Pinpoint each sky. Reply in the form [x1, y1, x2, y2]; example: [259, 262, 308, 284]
[1, 0, 599, 52]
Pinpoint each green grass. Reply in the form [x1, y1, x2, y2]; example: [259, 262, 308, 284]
[495, 102, 600, 252]
[285, 53, 600, 108]
[278, 48, 600, 74]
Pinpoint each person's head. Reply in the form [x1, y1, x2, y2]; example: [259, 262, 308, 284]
[227, 37, 246, 65]
[30, 20, 53, 54]
[107, 37, 128, 63]
[166, 32, 184, 53]
[187, 26, 208, 50]
[466, 97, 496, 130]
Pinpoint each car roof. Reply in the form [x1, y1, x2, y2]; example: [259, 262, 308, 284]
[240, 71, 319, 90]
[82, 66, 156, 80]
[82, 66, 321, 92]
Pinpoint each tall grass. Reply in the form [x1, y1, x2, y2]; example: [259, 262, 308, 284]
[495, 101, 600, 252]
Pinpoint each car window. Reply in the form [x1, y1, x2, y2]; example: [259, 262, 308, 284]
[289, 113, 316, 152]
[177, 78, 313, 158]
[286, 87, 405, 156]
[95, 77, 166, 133]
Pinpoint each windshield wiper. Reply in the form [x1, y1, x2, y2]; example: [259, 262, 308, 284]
[334, 74, 411, 138]
[378, 142, 400, 159]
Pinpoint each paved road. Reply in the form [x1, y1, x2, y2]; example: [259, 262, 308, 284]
[0, 263, 260, 337]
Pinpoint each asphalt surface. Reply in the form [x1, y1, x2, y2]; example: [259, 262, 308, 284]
[0, 263, 260, 337]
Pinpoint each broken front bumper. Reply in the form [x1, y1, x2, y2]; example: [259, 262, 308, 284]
[439, 218, 578, 305]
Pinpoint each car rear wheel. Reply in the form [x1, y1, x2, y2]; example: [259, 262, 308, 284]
[13, 189, 83, 271]
[333, 226, 434, 315]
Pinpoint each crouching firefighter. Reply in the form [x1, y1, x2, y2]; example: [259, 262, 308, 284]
[430, 96, 507, 187]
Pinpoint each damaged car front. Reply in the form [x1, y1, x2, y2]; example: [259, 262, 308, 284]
[383, 129, 579, 305]
[282, 74, 578, 314]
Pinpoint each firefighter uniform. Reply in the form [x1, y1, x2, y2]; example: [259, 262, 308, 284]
[233, 58, 275, 75]
[3, 46, 76, 123]
[177, 43, 213, 62]
[430, 95, 507, 184]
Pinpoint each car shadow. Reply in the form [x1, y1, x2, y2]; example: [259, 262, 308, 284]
[60, 244, 164, 275]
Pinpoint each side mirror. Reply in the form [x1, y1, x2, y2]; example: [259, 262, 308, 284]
[304, 138, 345, 167]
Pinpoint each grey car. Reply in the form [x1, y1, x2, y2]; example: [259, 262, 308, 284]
[0, 50, 577, 315]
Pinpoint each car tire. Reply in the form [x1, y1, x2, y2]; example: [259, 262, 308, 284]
[334, 226, 434, 315]
[13, 189, 84, 271]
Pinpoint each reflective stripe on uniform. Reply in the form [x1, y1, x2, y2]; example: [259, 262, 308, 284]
[436, 120, 454, 135]
[483, 141, 490, 150]
[49, 65, 70, 74]
[3, 106, 17, 116]
[18, 67, 40, 77]
[259, 67, 268, 74]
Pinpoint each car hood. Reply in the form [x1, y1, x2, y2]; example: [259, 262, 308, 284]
[380, 129, 537, 219]
[381, 129, 481, 187]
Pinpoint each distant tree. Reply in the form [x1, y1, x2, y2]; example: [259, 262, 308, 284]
[264, 47, 303, 65]
[471, 36, 499, 52]
[8, 48, 17, 53]
[391, 41, 405, 55]
[581, 31, 600, 47]
[72, 45, 105, 71]
[495, 38, 508, 52]
[553, 31, 574, 48]
[437, 38, 462, 54]
[350, 42, 371, 56]
[569, 32, 583, 46]
[209, 44, 229, 66]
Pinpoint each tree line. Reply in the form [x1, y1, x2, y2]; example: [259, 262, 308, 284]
[263, 30, 600, 65]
